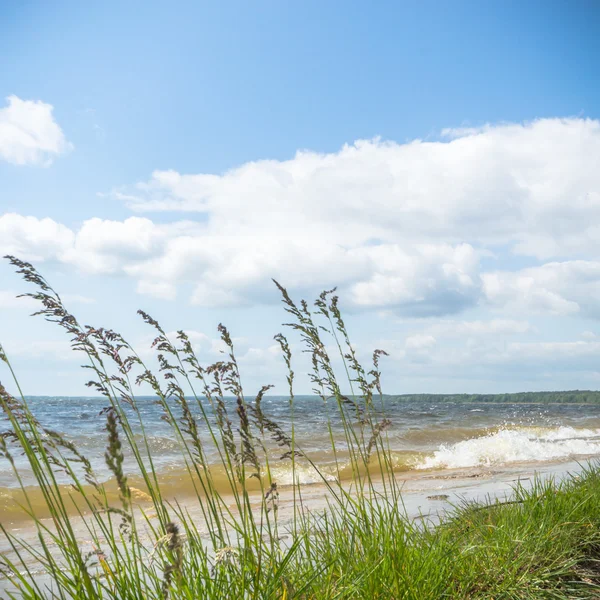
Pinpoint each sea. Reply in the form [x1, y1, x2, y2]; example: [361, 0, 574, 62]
[3, 395, 600, 521]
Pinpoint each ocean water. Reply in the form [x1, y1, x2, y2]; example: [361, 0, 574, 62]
[3, 396, 600, 520]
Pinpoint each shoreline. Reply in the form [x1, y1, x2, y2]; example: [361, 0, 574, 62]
[1, 457, 591, 584]
[0, 452, 591, 527]
[2, 456, 598, 597]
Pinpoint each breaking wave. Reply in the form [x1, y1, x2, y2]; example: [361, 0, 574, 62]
[417, 426, 600, 470]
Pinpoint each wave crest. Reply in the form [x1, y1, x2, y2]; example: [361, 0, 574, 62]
[417, 426, 600, 470]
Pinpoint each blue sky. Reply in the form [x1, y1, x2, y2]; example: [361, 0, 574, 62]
[1, 0, 600, 395]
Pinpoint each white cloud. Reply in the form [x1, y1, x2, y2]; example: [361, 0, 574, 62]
[0, 213, 75, 262]
[393, 317, 534, 371]
[64, 216, 177, 274]
[427, 318, 532, 337]
[0, 95, 72, 165]
[134, 329, 263, 368]
[0, 290, 38, 309]
[121, 118, 600, 259]
[398, 319, 532, 345]
[378, 332, 600, 383]
[503, 340, 600, 363]
[483, 261, 600, 318]
[0, 214, 480, 315]
[0, 289, 93, 309]
[405, 334, 436, 350]
[3, 339, 77, 361]
[136, 279, 177, 300]
[350, 243, 480, 316]
[2, 118, 600, 319]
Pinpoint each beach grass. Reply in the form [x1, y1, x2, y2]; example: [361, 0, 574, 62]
[1, 255, 600, 599]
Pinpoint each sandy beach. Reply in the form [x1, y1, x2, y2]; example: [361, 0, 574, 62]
[0, 455, 592, 597]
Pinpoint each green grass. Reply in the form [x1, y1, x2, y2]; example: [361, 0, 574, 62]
[294, 466, 600, 599]
[1, 255, 600, 599]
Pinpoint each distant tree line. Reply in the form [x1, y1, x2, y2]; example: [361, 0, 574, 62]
[383, 391, 600, 404]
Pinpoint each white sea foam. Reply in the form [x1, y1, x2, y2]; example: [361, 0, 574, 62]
[417, 426, 600, 470]
[539, 426, 599, 441]
[268, 463, 337, 486]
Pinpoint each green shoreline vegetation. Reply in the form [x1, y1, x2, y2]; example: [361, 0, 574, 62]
[384, 391, 600, 404]
[21, 389, 600, 404]
[1, 256, 600, 598]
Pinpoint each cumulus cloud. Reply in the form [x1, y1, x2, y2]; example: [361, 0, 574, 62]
[0, 95, 72, 165]
[0, 214, 480, 314]
[483, 261, 600, 318]
[394, 317, 535, 371]
[2, 117, 600, 319]
[0, 213, 75, 262]
[122, 118, 600, 258]
[351, 243, 480, 316]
